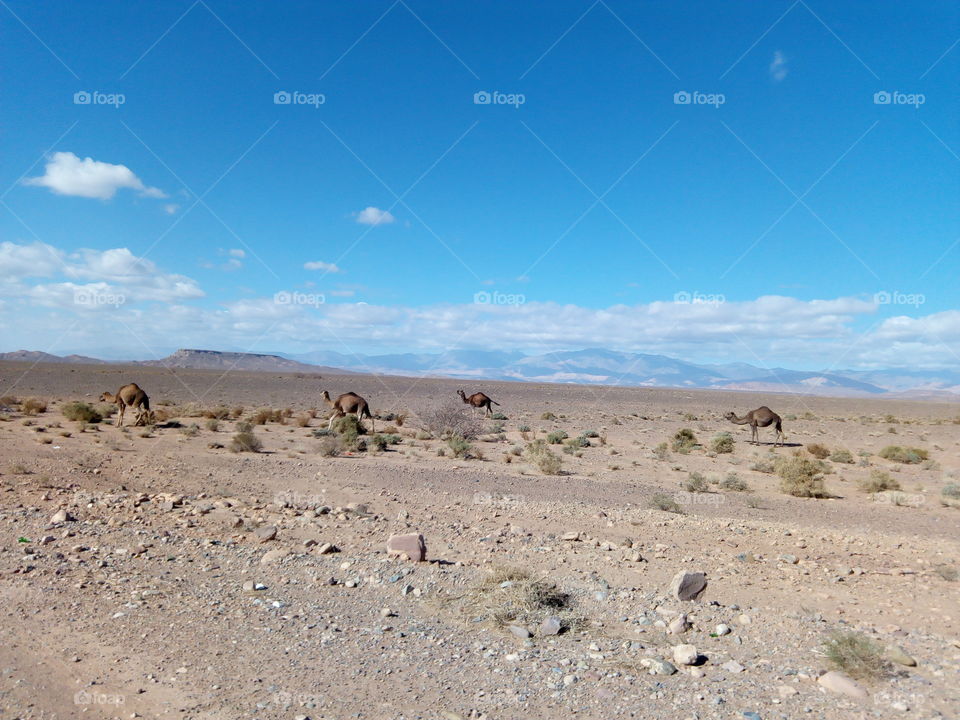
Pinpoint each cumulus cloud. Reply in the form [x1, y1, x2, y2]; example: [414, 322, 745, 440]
[228, 249, 245, 259]
[24, 152, 166, 200]
[769, 51, 788, 82]
[355, 206, 395, 226]
[304, 260, 342, 273]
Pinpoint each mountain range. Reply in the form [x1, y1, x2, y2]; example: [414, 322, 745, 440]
[2, 347, 958, 398]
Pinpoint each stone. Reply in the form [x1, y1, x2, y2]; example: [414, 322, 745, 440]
[260, 549, 289, 564]
[779, 554, 799, 564]
[39, 535, 55, 545]
[317, 543, 338, 555]
[670, 571, 707, 601]
[242, 581, 266, 592]
[817, 671, 868, 700]
[50, 509, 73, 524]
[673, 644, 698, 666]
[641, 658, 677, 676]
[886, 645, 916, 667]
[508, 625, 531, 639]
[777, 685, 798, 699]
[715, 624, 731, 636]
[303, 538, 317, 547]
[722, 660, 745, 673]
[539, 616, 562, 636]
[561, 531, 581, 541]
[668, 614, 690, 635]
[386, 533, 426, 562]
[253, 526, 277, 543]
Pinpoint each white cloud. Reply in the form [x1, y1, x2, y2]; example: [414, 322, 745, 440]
[355, 206, 395, 226]
[769, 51, 788, 82]
[24, 152, 166, 200]
[304, 260, 342, 273]
[164, 204, 180, 215]
[228, 249, 246, 259]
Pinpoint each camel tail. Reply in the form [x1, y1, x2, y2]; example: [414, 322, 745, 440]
[775, 418, 782, 432]
[491, 400, 500, 406]
[143, 397, 150, 411]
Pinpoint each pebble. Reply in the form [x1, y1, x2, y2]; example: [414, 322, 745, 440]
[50, 509, 72, 524]
[386, 533, 427, 562]
[539, 616, 562, 636]
[670, 571, 707, 601]
[817, 671, 868, 700]
[253, 526, 277, 543]
[722, 660, 745, 673]
[260, 549, 289, 564]
[508, 625, 531, 639]
[668, 614, 690, 635]
[715, 624, 731, 636]
[672, 644, 698, 666]
[886, 645, 917, 667]
[641, 658, 677, 675]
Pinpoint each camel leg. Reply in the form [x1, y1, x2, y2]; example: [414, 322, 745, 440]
[752, 425, 758, 444]
[116, 404, 124, 427]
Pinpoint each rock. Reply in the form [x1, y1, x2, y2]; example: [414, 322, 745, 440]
[303, 538, 318, 547]
[50, 509, 73, 524]
[508, 625, 531, 639]
[316, 543, 338, 555]
[738, 614, 751, 625]
[561, 531, 581, 541]
[668, 614, 690, 635]
[742, 713, 762, 720]
[779, 554, 799, 564]
[539, 616, 562, 636]
[260, 549, 289, 564]
[242, 581, 266, 592]
[777, 685, 799, 698]
[817, 671, 868, 700]
[641, 658, 677, 676]
[253, 526, 277, 543]
[39, 535, 55, 545]
[386, 533, 426, 562]
[722, 660, 745, 673]
[670, 571, 707, 601]
[400, 583, 414, 596]
[673, 644, 699, 666]
[886, 645, 916, 667]
[715, 624, 731, 636]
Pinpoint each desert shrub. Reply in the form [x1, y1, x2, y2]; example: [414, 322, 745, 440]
[524, 440, 562, 475]
[251, 407, 283, 425]
[332, 414, 366, 450]
[684, 472, 709, 493]
[487, 421, 506, 434]
[370, 433, 403, 452]
[422, 402, 484, 441]
[205, 419, 220, 432]
[776, 455, 829, 498]
[859, 470, 901, 494]
[180, 423, 200, 437]
[317, 436, 342, 457]
[62, 401, 102, 424]
[806, 443, 830, 459]
[447, 434, 475, 459]
[822, 631, 889, 680]
[878, 446, 928, 464]
[0, 395, 18, 409]
[517, 424, 531, 433]
[743, 494, 762, 508]
[566, 434, 590, 449]
[230, 429, 262, 453]
[671, 428, 698, 454]
[311, 428, 334, 437]
[295, 414, 311, 427]
[710, 432, 734, 454]
[750, 456, 776, 473]
[649, 493, 683, 514]
[540, 412, 557, 421]
[941, 483, 960, 508]
[202, 406, 231, 419]
[653, 442, 669, 460]
[546, 430, 568, 444]
[830, 448, 855, 464]
[491, 412, 507, 421]
[21, 398, 47, 415]
[719, 473, 749, 491]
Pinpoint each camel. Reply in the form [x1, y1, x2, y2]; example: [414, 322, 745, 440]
[321, 390, 374, 432]
[99, 383, 151, 427]
[457, 389, 500, 417]
[724, 406, 784, 446]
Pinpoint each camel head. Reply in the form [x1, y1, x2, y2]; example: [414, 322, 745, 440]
[99, 392, 112, 402]
[457, 389, 466, 400]
[321, 390, 331, 401]
[723, 411, 737, 421]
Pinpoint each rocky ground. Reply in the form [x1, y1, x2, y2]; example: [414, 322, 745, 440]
[0, 362, 958, 720]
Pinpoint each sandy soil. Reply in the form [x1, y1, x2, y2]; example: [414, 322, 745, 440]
[0, 361, 957, 720]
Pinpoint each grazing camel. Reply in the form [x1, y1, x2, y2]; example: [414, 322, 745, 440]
[457, 389, 500, 417]
[321, 390, 374, 432]
[724, 406, 784, 446]
[99, 383, 151, 427]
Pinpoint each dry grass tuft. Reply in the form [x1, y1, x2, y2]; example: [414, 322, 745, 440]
[878, 446, 928, 464]
[776, 455, 829, 498]
[524, 439, 562, 475]
[822, 631, 890, 680]
[859, 470, 901, 494]
[806, 443, 830, 459]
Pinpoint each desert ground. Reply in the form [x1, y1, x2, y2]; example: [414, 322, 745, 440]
[0, 361, 957, 720]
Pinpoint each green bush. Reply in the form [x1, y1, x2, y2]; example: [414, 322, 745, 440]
[775, 455, 829, 498]
[859, 470, 901, 493]
[822, 631, 889, 680]
[671, 428, 698, 454]
[332, 414, 366, 450]
[62, 402, 102, 424]
[878, 446, 928, 464]
[709, 432, 734, 454]
[649, 492, 683, 514]
[447, 434, 475, 459]
[230, 430, 262, 453]
[684, 472, 709, 492]
[546, 430, 568, 444]
[719, 473, 749, 491]
[830, 448, 854, 464]
[524, 439, 562, 475]
[540, 412, 557, 421]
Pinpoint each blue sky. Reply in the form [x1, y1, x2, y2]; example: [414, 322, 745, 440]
[1, 1, 958, 368]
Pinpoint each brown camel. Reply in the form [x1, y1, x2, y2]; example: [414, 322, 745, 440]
[99, 383, 151, 427]
[457, 389, 500, 417]
[724, 406, 784, 446]
[321, 390, 374, 432]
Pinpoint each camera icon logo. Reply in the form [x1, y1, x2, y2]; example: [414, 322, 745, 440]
[873, 91, 891, 105]
[274, 91, 292, 105]
[673, 91, 691, 105]
[473, 291, 491, 304]
[74, 91, 91, 105]
[473, 91, 491, 105]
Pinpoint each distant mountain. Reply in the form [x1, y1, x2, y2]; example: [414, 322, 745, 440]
[3, 347, 957, 397]
[0, 350, 105, 364]
[137, 349, 335, 374]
